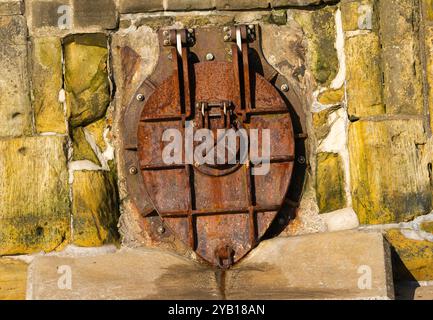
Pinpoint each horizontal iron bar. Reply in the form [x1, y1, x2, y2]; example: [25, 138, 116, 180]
[140, 106, 289, 122]
[160, 205, 280, 218]
[140, 155, 295, 171]
[140, 115, 184, 122]
[140, 162, 186, 170]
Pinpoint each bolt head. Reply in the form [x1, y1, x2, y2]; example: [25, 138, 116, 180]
[297, 156, 306, 165]
[157, 225, 165, 235]
[163, 30, 169, 37]
[223, 26, 230, 32]
[248, 24, 255, 30]
[205, 53, 215, 61]
[281, 84, 289, 92]
[136, 94, 145, 101]
[163, 39, 170, 46]
[224, 34, 231, 42]
[129, 166, 138, 175]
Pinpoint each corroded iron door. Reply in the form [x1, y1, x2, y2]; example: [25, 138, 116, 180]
[123, 25, 302, 268]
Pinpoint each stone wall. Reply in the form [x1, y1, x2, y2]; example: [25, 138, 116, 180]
[1, 0, 433, 282]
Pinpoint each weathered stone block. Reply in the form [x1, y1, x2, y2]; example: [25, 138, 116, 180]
[266, 9, 287, 25]
[424, 0, 433, 22]
[317, 88, 344, 105]
[424, 26, 433, 129]
[118, 0, 336, 12]
[0, 136, 70, 255]
[118, 0, 163, 13]
[85, 118, 107, 152]
[345, 33, 384, 117]
[64, 34, 110, 128]
[379, 0, 423, 115]
[0, 16, 32, 137]
[260, 23, 305, 83]
[215, 0, 269, 10]
[316, 152, 347, 213]
[379, 0, 416, 45]
[72, 171, 120, 247]
[111, 26, 159, 106]
[341, 0, 377, 32]
[381, 43, 424, 115]
[421, 221, 433, 233]
[71, 127, 100, 164]
[29, 0, 69, 29]
[312, 105, 340, 141]
[349, 119, 431, 224]
[271, 0, 335, 7]
[386, 229, 433, 281]
[166, 0, 214, 11]
[29, 248, 220, 300]
[226, 231, 394, 299]
[0, 259, 27, 300]
[0, 0, 23, 15]
[294, 7, 338, 85]
[72, 0, 118, 29]
[0, 13, 26, 44]
[32, 37, 66, 134]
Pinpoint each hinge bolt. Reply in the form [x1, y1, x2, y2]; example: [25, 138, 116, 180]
[281, 84, 289, 92]
[129, 166, 138, 175]
[157, 225, 166, 235]
[205, 53, 215, 61]
[297, 156, 306, 165]
[136, 94, 145, 101]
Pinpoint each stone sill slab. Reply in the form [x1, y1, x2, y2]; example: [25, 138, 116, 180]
[14, 230, 394, 300]
[118, 0, 337, 13]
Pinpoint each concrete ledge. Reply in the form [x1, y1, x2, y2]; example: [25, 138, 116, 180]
[28, 231, 393, 300]
[28, 248, 222, 300]
[226, 230, 394, 300]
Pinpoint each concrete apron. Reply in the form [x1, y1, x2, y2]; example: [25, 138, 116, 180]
[4, 230, 394, 300]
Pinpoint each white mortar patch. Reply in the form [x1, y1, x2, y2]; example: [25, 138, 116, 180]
[321, 207, 359, 232]
[331, 9, 346, 90]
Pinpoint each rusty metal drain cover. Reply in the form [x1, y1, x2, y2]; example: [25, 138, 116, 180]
[122, 25, 304, 268]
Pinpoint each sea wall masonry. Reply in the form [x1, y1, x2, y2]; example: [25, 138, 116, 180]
[0, 0, 433, 282]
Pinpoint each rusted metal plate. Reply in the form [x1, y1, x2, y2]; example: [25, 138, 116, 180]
[121, 25, 305, 268]
[137, 61, 294, 267]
